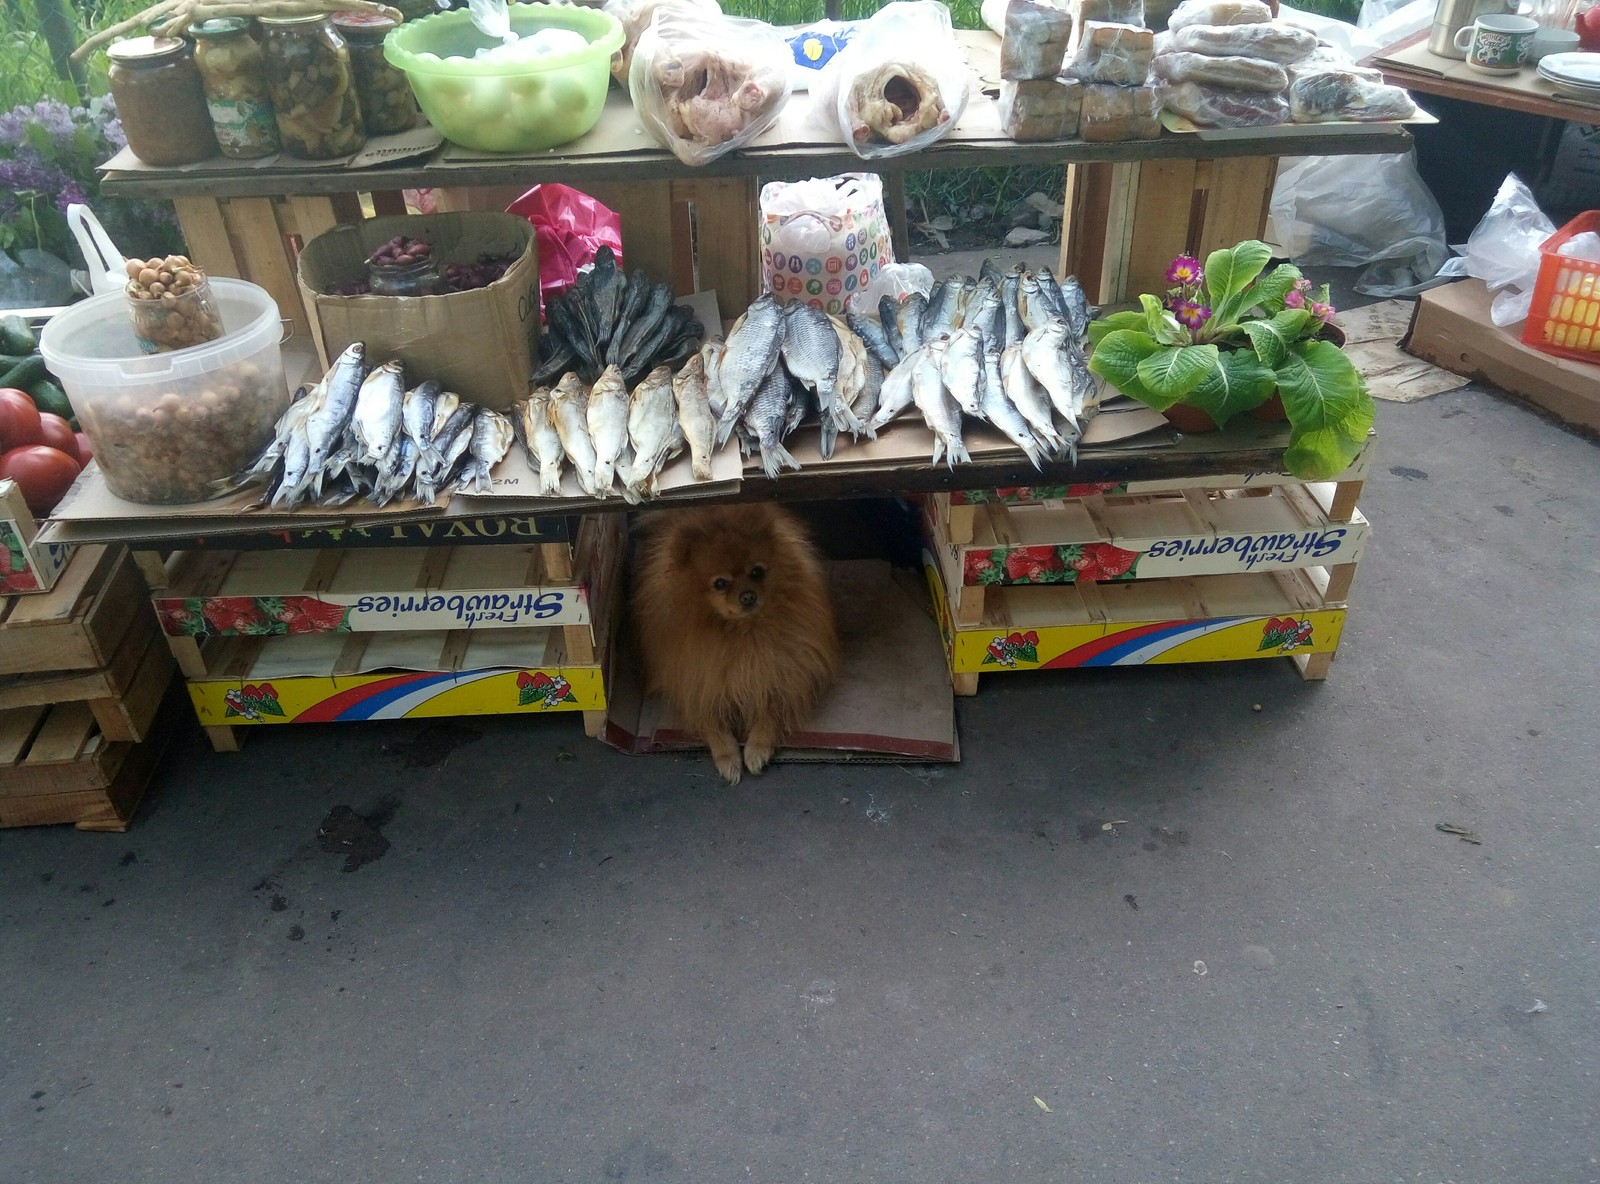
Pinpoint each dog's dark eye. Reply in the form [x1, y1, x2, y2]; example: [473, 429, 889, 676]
[748, 566, 765, 582]
[712, 577, 730, 592]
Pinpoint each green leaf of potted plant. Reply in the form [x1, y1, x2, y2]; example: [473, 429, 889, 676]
[1086, 240, 1375, 481]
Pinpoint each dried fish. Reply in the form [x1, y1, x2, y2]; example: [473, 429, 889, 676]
[621, 365, 684, 502]
[1001, 342, 1066, 456]
[742, 365, 801, 478]
[549, 372, 601, 498]
[847, 308, 899, 371]
[980, 345, 1046, 469]
[910, 339, 968, 468]
[587, 364, 631, 496]
[518, 386, 566, 496]
[715, 293, 784, 445]
[940, 326, 986, 418]
[673, 352, 717, 481]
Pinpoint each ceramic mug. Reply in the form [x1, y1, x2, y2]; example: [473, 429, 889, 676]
[1528, 27, 1581, 61]
[1454, 13, 1539, 71]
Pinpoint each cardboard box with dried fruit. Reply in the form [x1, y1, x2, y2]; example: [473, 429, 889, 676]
[296, 212, 539, 412]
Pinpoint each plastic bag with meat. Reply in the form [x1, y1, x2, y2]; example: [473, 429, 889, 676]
[1164, 21, 1317, 63]
[1162, 80, 1289, 126]
[604, 0, 721, 85]
[1152, 49, 1288, 91]
[1288, 68, 1417, 122]
[811, 1, 971, 159]
[629, 7, 792, 165]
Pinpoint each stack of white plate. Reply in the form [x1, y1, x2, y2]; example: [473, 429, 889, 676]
[1538, 52, 1600, 102]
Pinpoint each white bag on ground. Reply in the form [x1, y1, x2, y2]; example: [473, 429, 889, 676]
[1269, 151, 1448, 296]
[1434, 172, 1557, 326]
[760, 173, 896, 314]
[811, 1, 970, 159]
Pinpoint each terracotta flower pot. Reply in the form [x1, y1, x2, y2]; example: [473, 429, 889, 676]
[1250, 392, 1287, 422]
[1162, 402, 1218, 433]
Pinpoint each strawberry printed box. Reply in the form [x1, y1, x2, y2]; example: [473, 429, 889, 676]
[0, 479, 71, 596]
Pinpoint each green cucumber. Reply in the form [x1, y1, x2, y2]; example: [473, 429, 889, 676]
[0, 315, 35, 356]
[27, 380, 72, 420]
[0, 355, 47, 393]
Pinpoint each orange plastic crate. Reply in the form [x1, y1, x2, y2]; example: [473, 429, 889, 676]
[1522, 211, 1600, 365]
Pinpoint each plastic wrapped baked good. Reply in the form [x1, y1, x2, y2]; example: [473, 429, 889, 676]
[1067, 22, 1156, 85]
[605, 0, 720, 84]
[1165, 0, 1272, 30]
[629, 7, 791, 165]
[1289, 68, 1417, 122]
[1162, 80, 1288, 125]
[1080, 82, 1161, 140]
[811, 1, 970, 159]
[1152, 49, 1288, 91]
[1078, 0, 1146, 24]
[1000, 77, 1083, 139]
[1002, 0, 1076, 80]
[1165, 21, 1316, 63]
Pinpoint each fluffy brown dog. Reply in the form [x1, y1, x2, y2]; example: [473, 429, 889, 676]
[632, 503, 839, 784]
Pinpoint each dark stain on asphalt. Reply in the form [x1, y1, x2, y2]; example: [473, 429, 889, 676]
[118, 851, 137, 867]
[1389, 466, 1428, 481]
[287, 925, 305, 941]
[317, 803, 394, 872]
[385, 723, 482, 769]
[269, 894, 288, 912]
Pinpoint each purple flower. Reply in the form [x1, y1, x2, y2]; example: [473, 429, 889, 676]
[1308, 300, 1336, 324]
[1171, 299, 1211, 332]
[0, 99, 77, 150]
[1284, 288, 1306, 310]
[1165, 254, 1202, 285]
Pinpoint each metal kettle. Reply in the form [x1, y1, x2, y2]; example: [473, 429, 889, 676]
[1429, 0, 1514, 57]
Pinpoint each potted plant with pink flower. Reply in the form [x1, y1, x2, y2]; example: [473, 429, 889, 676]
[1086, 239, 1374, 481]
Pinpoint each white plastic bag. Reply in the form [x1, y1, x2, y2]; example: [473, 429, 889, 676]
[760, 173, 895, 314]
[811, 1, 970, 160]
[604, 0, 721, 84]
[629, 7, 792, 166]
[851, 261, 935, 312]
[1269, 151, 1448, 296]
[1434, 173, 1557, 326]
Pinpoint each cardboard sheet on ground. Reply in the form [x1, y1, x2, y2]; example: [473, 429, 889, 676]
[1158, 107, 1435, 142]
[602, 559, 958, 763]
[1338, 299, 1470, 403]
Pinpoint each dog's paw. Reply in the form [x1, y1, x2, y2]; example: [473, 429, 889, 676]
[743, 742, 774, 775]
[714, 752, 744, 785]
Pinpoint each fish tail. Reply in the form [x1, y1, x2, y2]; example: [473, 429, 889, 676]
[819, 416, 837, 460]
[930, 437, 945, 468]
[594, 460, 614, 492]
[950, 438, 971, 470]
[539, 462, 563, 496]
[760, 441, 801, 479]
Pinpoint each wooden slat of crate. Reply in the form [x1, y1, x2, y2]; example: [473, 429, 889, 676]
[0, 703, 126, 798]
[0, 608, 173, 743]
[0, 546, 144, 676]
[0, 695, 176, 831]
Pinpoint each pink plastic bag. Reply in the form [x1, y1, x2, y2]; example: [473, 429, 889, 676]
[506, 184, 624, 315]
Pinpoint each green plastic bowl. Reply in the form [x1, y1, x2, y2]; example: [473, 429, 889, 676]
[385, 3, 623, 153]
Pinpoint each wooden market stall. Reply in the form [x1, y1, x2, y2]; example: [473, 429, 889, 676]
[50, 25, 1409, 756]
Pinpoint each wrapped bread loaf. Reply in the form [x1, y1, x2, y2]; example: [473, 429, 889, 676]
[1068, 22, 1156, 84]
[1002, 0, 1076, 80]
[1165, 0, 1271, 30]
[1078, 0, 1146, 23]
[1289, 68, 1417, 122]
[1165, 22, 1317, 63]
[1152, 49, 1288, 91]
[1080, 82, 1161, 140]
[1163, 80, 1288, 125]
[1000, 77, 1084, 139]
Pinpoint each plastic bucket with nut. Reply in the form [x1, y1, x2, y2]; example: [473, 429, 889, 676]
[40, 278, 289, 505]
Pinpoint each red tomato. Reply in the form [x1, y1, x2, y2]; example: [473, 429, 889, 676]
[1580, 5, 1600, 51]
[74, 432, 94, 466]
[0, 445, 81, 516]
[36, 413, 78, 460]
[0, 389, 41, 451]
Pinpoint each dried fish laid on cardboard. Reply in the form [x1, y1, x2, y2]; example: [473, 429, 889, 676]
[532, 246, 705, 386]
[810, 1, 970, 159]
[247, 343, 513, 510]
[629, 7, 792, 165]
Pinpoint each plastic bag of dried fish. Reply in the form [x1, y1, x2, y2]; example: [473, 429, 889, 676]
[809, 1, 970, 159]
[629, 8, 792, 166]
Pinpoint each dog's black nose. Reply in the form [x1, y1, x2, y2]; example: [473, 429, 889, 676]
[739, 590, 757, 609]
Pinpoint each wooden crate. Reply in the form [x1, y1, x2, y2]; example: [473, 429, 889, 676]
[0, 608, 175, 743]
[158, 515, 627, 751]
[0, 692, 177, 832]
[1060, 155, 1278, 305]
[925, 553, 1348, 694]
[926, 481, 1367, 628]
[0, 545, 146, 676]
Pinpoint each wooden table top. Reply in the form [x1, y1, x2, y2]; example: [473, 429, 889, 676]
[1364, 29, 1600, 123]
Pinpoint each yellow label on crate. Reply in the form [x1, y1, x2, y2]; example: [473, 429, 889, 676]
[946, 608, 1346, 673]
[187, 667, 605, 725]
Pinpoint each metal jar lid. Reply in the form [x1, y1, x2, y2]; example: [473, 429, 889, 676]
[257, 12, 330, 25]
[333, 10, 398, 32]
[106, 35, 188, 63]
[191, 17, 252, 36]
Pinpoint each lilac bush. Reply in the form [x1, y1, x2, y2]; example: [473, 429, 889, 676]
[0, 95, 180, 269]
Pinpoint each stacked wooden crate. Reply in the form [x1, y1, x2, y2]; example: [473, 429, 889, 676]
[922, 441, 1372, 694]
[0, 544, 178, 831]
[137, 514, 627, 751]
